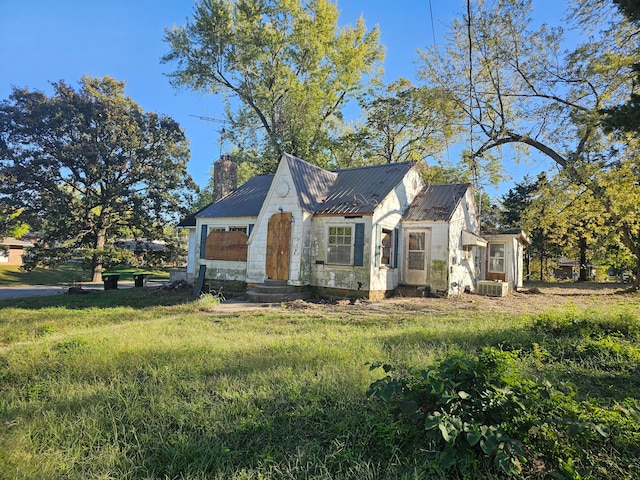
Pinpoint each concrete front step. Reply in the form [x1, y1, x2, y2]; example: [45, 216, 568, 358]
[264, 279, 288, 287]
[252, 284, 299, 294]
[246, 290, 312, 303]
[246, 281, 311, 303]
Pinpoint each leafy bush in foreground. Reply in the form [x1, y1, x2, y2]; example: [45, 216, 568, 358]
[367, 343, 640, 479]
[367, 348, 537, 476]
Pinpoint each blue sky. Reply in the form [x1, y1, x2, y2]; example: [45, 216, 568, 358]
[1, 0, 569, 198]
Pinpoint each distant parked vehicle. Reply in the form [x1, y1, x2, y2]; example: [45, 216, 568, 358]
[621, 273, 636, 283]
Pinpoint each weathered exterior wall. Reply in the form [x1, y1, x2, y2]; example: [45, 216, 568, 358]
[447, 188, 482, 295]
[310, 215, 373, 292]
[186, 229, 196, 275]
[428, 223, 450, 292]
[246, 161, 305, 285]
[369, 167, 424, 293]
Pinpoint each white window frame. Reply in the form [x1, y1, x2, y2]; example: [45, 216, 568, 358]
[488, 243, 506, 273]
[327, 225, 353, 265]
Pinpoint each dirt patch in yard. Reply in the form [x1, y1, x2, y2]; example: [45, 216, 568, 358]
[273, 282, 638, 317]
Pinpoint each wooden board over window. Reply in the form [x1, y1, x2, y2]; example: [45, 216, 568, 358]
[204, 231, 248, 261]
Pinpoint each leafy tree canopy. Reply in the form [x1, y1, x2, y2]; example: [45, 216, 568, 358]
[419, 0, 640, 287]
[332, 78, 462, 168]
[162, 0, 384, 173]
[0, 76, 196, 281]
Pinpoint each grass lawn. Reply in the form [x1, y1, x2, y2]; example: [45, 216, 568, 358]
[0, 287, 638, 479]
[0, 264, 171, 285]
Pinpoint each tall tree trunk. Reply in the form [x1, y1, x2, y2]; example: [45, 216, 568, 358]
[91, 226, 107, 283]
[578, 236, 588, 282]
[539, 252, 544, 281]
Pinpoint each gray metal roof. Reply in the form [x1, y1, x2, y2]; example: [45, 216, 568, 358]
[284, 153, 337, 212]
[194, 174, 274, 219]
[315, 161, 414, 215]
[180, 155, 419, 222]
[403, 183, 470, 221]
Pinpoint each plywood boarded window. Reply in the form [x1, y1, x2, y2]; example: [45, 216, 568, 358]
[204, 230, 248, 261]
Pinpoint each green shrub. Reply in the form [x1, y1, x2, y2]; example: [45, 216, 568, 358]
[367, 348, 541, 475]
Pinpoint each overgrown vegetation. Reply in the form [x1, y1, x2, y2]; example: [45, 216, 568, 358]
[0, 290, 638, 479]
[368, 309, 640, 478]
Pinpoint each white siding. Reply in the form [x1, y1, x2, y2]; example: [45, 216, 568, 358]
[368, 167, 425, 293]
[186, 229, 196, 275]
[448, 189, 482, 295]
[246, 160, 305, 285]
[401, 187, 482, 295]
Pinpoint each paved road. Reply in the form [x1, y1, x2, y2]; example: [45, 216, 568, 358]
[0, 280, 167, 301]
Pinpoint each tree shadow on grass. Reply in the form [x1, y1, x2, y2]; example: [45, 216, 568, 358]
[0, 286, 196, 311]
[1, 341, 430, 479]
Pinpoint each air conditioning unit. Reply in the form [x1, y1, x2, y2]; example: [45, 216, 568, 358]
[477, 280, 509, 297]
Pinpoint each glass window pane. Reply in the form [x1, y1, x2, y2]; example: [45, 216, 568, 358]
[408, 252, 424, 270]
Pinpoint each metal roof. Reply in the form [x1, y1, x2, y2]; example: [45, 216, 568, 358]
[284, 153, 337, 212]
[403, 184, 470, 221]
[194, 174, 274, 220]
[315, 161, 414, 215]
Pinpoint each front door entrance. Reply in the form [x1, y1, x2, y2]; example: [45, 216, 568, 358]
[265, 212, 291, 280]
[405, 229, 431, 285]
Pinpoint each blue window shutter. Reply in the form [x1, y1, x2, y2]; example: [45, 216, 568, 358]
[393, 227, 399, 268]
[199, 225, 208, 259]
[374, 224, 381, 267]
[248, 223, 254, 236]
[353, 223, 365, 266]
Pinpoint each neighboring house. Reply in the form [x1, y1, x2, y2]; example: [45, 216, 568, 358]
[0, 237, 31, 266]
[115, 239, 170, 266]
[553, 257, 596, 282]
[178, 153, 527, 298]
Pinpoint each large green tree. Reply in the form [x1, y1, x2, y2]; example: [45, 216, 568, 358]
[162, 0, 384, 173]
[0, 206, 28, 241]
[0, 76, 195, 282]
[332, 79, 462, 167]
[419, 0, 640, 288]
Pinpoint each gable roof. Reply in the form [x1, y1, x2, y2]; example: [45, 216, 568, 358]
[285, 154, 413, 215]
[316, 162, 414, 215]
[182, 154, 416, 221]
[403, 184, 471, 221]
[195, 174, 274, 220]
[284, 153, 337, 212]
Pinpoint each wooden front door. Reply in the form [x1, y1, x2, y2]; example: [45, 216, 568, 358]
[265, 212, 291, 280]
[405, 229, 431, 285]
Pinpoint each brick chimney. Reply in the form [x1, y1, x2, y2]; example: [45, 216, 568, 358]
[213, 154, 237, 201]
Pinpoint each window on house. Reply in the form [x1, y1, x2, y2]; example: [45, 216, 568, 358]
[327, 226, 352, 265]
[210, 227, 226, 232]
[488, 243, 505, 273]
[380, 229, 393, 267]
[229, 226, 248, 234]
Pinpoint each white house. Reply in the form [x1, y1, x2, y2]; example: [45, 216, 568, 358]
[177, 153, 527, 299]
